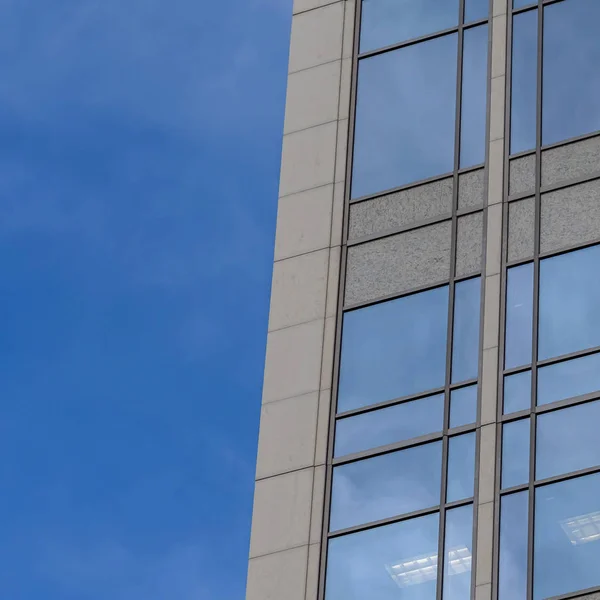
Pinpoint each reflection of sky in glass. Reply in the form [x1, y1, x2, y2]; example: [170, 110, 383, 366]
[510, 10, 537, 154]
[534, 473, 600, 600]
[326, 513, 439, 600]
[539, 245, 600, 360]
[514, 0, 534, 8]
[465, 0, 489, 22]
[360, 0, 459, 54]
[502, 419, 529, 489]
[504, 370, 531, 414]
[505, 263, 533, 369]
[330, 442, 442, 531]
[452, 277, 481, 383]
[352, 35, 457, 199]
[334, 394, 444, 457]
[538, 352, 600, 407]
[443, 505, 473, 600]
[460, 25, 488, 168]
[543, 0, 600, 145]
[446, 433, 476, 502]
[499, 491, 528, 600]
[450, 385, 477, 428]
[338, 286, 449, 413]
[537, 400, 600, 481]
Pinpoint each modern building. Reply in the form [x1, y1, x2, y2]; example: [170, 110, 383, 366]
[246, 1, 600, 599]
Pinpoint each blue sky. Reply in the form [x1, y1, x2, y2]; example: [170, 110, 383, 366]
[0, 1, 291, 598]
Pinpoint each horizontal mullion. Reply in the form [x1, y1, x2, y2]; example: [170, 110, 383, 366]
[534, 464, 600, 489]
[537, 345, 600, 369]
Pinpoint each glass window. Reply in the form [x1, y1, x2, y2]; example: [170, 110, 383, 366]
[543, 0, 600, 146]
[513, 0, 534, 8]
[460, 25, 488, 168]
[504, 371, 531, 414]
[505, 263, 534, 369]
[447, 433, 476, 502]
[359, 0, 459, 54]
[499, 491, 528, 600]
[534, 473, 600, 600]
[538, 352, 600, 407]
[443, 505, 474, 600]
[352, 34, 458, 199]
[330, 442, 442, 531]
[465, 0, 489, 23]
[537, 400, 600, 481]
[335, 394, 444, 457]
[452, 277, 481, 384]
[338, 286, 449, 413]
[326, 513, 440, 600]
[502, 419, 530, 489]
[450, 385, 477, 428]
[539, 245, 600, 361]
[510, 9, 537, 154]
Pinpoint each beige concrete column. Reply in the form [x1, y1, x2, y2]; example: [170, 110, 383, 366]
[245, 2, 355, 599]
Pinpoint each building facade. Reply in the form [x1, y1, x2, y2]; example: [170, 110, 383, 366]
[246, 1, 600, 599]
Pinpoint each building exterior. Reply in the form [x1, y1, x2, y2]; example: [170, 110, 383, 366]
[246, 1, 600, 599]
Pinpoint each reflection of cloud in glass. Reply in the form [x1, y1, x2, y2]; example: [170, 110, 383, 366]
[360, 0, 459, 53]
[443, 505, 473, 600]
[338, 286, 448, 413]
[352, 35, 457, 199]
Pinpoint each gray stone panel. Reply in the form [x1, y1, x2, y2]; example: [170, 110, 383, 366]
[348, 177, 453, 240]
[456, 211, 484, 276]
[509, 154, 535, 196]
[569, 594, 600, 600]
[508, 197, 535, 262]
[542, 135, 600, 187]
[541, 179, 600, 254]
[459, 168, 485, 210]
[345, 221, 452, 305]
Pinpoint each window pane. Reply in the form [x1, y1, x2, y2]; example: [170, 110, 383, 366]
[326, 513, 440, 600]
[352, 35, 457, 199]
[443, 505, 474, 600]
[539, 245, 600, 360]
[452, 277, 481, 384]
[499, 491, 528, 600]
[534, 473, 600, 600]
[502, 419, 530, 489]
[330, 442, 442, 531]
[447, 433, 476, 502]
[543, 0, 600, 145]
[450, 385, 477, 428]
[335, 394, 444, 457]
[465, 0, 489, 23]
[460, 25, 488, 168]
[505, 263, 533, 369]
[513, 0, 533, 8]
[510, 10, 537, 154]
[537, 400, 600, 481]
[338, 286, 449, 413]
[538, 353, 600, 407]
[504, 371, 531, 414]
[360, 0, 459, 53]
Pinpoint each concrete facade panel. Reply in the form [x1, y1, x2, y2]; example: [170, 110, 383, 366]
[456, 211, 484, 277]
[508, 196, 535, 262]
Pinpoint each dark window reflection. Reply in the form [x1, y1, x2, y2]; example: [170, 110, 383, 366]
[338, 286, 449, 413]
[352, 35, 457, 199]
[443, 505, 474, 600]
[543, 0, 600, 145]
[510, 10, 537, 154]
[499, 491, 528, 600]
[502, 418, 530, 489]
[330, 442, 442, 531]
[538, 353, 600, 407]
[447, 433, 476, 502]
[534, 473, 600, 600]
[460, 25, 488, 168]
[539, 245, 600, 360]
[450, 385, 477, 428]
[360, 0, 459, 54]
[537, 400, 600, 481]
[335, 394, 444, 457]
[465, 0, 489, 23]
[505, 263, 533, 369]
[504, 371, 531, 414]
[326, 513, 440, 600]
[452, 277, 481, 384]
